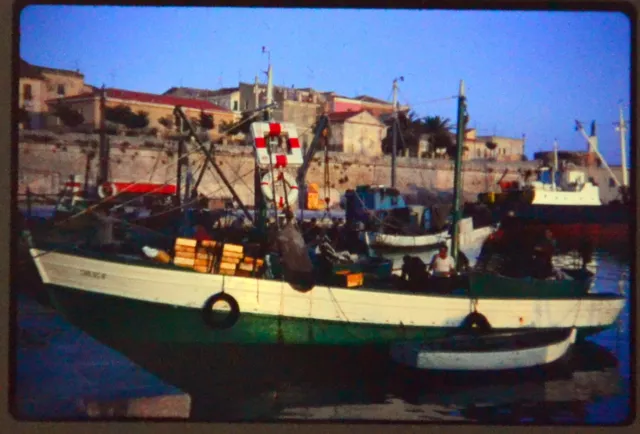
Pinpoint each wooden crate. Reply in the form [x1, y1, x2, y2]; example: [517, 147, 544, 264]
[174, 257, 196, 267]
[221, 256, 241, 265]
[174, 250, 196, 259]
[219, 268, 236, 276]
[222, 244, 244, 254]
[200, 240, 217, 248]
[238, 262, 256, 272]
[175, 238, 197, 248]
[193, 265, 211, 273]
[333, 271, 364, 288]
[243, 257, 265, 267]
[222, 251, 243, 260]
[194, 258, 212, 268]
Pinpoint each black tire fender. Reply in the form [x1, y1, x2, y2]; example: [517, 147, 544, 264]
[460, 311, 492, 334]
[202, 292, 240, 330]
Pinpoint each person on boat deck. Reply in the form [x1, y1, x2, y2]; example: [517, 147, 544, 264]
[532, 229, 556, 278]
[400, 255, 428, 290]
[428, 245, 457, 278]
[90, 203, 121, 252]
[193, 224, 212, 242]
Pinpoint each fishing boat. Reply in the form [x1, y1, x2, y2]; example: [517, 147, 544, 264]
[389, 328, 577, 371]
[477, 119, 631, 248]
[345, 184, 452, 250]
[22, 80, 626, 350]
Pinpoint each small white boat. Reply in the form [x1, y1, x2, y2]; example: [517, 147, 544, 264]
[390, 328, 577, 371]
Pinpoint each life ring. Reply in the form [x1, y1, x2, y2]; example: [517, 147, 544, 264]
[202, 292, 240, 330]
[98, 182, 118, 199]
[260, 171, 299, 208]
[250, 122, 303, 168]
[459, 311, 492, 334]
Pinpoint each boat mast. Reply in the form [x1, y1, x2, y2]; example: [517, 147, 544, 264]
[253, 47, 273, 236]
[615, 103, 628, 187]
[391, 78, 399, 188]
[575, 120, 621, 187]
[552, 139, 558, 190]
[450, 80, 466, 265]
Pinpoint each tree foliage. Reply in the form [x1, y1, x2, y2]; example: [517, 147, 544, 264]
[382, 112, 455, 158]
[485, 141, 498, 151]
[105, 104, 149, 129]
[54, 104, 84, 128]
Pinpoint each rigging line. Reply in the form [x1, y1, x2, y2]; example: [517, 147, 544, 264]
[406, 95, 458, 106]
[201, 165, 256, 201]
[51, 144, 208, 226]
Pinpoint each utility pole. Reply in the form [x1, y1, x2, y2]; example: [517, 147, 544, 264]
[391, 77, 403, 188]
[615, 104, 628, 187]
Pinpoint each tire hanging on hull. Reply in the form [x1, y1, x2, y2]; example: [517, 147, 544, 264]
[202, 292, 240, 330]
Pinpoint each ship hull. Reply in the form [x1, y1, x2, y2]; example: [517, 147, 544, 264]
[492, 203, 630, 247]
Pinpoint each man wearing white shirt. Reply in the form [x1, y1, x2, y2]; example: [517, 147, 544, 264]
[428, 245, 457, 278]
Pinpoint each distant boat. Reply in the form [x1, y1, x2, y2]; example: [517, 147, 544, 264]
[478, 164, 629, 247]
[390, 328, 577, 371]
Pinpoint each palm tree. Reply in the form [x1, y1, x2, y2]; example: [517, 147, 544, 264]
[422, 115, 453, 158]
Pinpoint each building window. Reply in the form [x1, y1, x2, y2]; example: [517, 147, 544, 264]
[57, 84, 65, 96]
[233, 100, 238, 111]
[23, 84, 33, 101]
[245, 100, 249, 110]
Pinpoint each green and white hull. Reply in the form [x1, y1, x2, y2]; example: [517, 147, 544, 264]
[29, 247, 625, 346]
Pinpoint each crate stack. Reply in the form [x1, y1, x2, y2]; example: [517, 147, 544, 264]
[194, 240, 216, 273]
[173, 238, 216, 273]
[219, 244, 243, 276]
[237, 257, 265, 277]
[173, 238, 197, 269]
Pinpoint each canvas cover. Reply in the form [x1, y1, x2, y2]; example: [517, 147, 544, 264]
[275, 222, 316, 292]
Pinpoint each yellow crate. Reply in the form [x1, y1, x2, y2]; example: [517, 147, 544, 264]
[219, 262, 237, 271]
[174, 257, 195, 267]
[219, 268, 236, 276]
[193, 265, 210, 273]
[221, 256, 241, 265]
[243, 257, 265, 267]
[174, 245, 196, 254]
[174, 251, 196, 259]
[222, 244, 244, 254]
[333, 272, 364, 288]
[200, 240, 217, 248]
[175, 238, 197, 247]
[194, 258, 212, 267]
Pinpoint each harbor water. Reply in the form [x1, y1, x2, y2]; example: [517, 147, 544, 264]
[13, 246, 632, 423]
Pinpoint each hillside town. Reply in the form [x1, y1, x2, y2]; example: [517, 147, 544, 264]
[18, 58, 527, 163]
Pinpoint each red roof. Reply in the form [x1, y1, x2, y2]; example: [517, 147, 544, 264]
[47, 88, 231, 113]
[328, 110, 366, 122]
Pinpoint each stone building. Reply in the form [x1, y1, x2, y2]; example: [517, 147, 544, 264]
[47, 88, 235, 139]
[238, 81, 328, 150]
[327, 110, 387, 157]
[18, 58, 92, 129]
[163, 86, 242, 116]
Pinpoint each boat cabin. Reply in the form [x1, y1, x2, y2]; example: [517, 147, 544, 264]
[344, 185, 451, 233]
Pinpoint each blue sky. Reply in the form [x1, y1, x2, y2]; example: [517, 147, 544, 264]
[20, 6, 631, 164]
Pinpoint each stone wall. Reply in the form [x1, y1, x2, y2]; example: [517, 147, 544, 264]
[17, 132, 627, 206]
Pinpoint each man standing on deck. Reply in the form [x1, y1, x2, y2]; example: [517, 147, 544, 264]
[428, 245, 457, 278]
[532, 229, 556, 278]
